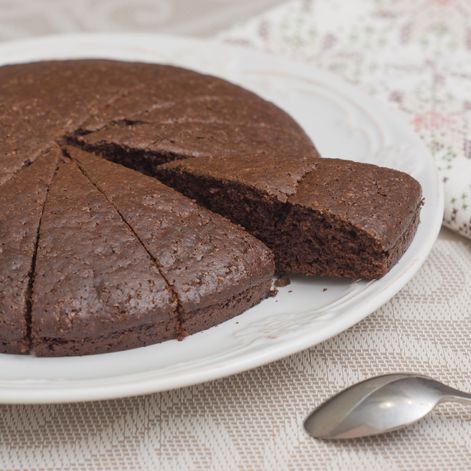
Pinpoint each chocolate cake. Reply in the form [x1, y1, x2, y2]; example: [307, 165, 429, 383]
[157, 155, 422, 279]
[32, 157, 179, 356]
[0, 59, 422, 356]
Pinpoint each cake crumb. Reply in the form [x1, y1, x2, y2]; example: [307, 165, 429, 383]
[322, 288, 328, 292]
[268, 288, 278, 297]
[275, 275, 291, 288]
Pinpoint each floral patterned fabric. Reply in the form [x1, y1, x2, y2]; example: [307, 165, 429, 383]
[219, 0, 471, 239]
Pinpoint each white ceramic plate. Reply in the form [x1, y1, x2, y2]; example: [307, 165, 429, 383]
[0, 33, 443, 403]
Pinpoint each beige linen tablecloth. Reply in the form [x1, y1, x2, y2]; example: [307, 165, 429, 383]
[0, 1, 470, 469]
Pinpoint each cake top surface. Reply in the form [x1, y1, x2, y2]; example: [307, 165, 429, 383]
[32, 156, 179, 340]
[159, 155, 422, 251]
[0, 59, 317, 189]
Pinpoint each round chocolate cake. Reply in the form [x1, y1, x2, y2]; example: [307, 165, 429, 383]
[0, 60, 422, 356]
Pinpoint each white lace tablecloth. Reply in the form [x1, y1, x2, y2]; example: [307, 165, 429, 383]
[1, 1, 471, 470]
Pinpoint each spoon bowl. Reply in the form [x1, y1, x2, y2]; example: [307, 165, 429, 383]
[304, 374, 471, 440]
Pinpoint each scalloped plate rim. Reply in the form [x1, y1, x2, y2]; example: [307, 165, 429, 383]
[0, 33, 443, 403]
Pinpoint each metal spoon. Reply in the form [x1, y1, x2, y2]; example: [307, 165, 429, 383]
[304, 373, 471, 440]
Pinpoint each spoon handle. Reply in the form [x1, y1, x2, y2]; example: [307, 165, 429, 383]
[442, 387, 471, 406]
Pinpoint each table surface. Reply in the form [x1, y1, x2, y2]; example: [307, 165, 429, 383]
[0, 1, 470, 470]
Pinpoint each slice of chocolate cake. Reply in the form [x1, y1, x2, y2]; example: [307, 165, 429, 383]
[31, 157, 178, 356]
[68, 146, 275, 336]
[156, 155, 423, 279]
[0, 145, 60, 353]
